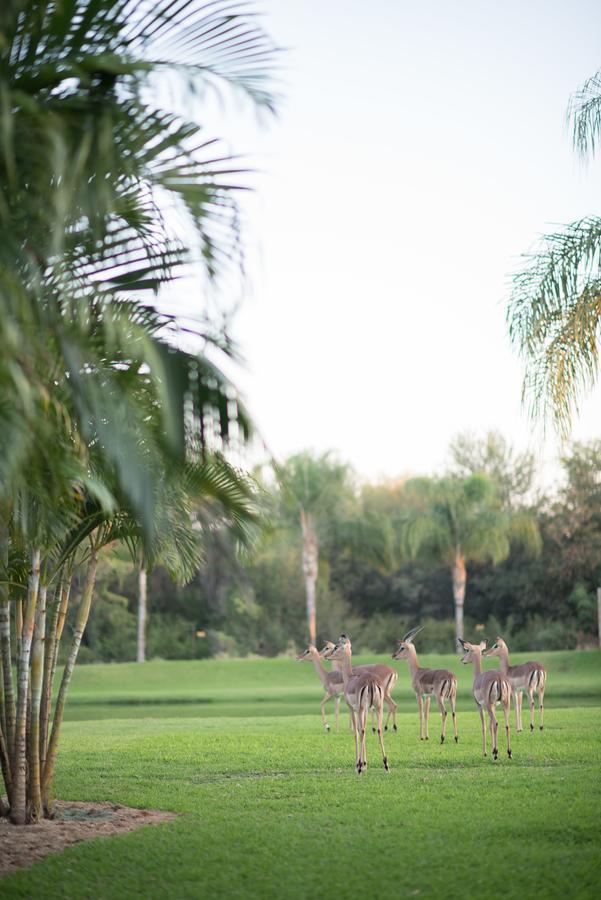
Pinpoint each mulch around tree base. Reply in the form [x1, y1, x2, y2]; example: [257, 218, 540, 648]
[0, 800, 177, 878]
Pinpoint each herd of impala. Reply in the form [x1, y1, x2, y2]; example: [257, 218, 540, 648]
[296, 628, 547, 774]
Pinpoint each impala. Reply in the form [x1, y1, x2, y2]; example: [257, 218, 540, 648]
[296, 645, 344, 732]
[485, 637, 547, 732]
[325, 635, 389, 774]
[319, 640, 398, 732]
[392, 625, 458, 744]
[459, 638, 512, 761]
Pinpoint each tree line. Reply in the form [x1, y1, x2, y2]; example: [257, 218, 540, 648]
[83, 433, 601, 661]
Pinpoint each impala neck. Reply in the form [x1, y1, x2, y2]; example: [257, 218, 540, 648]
[497, 647, 510, 674]
[310, 653, 329, 689]
[337, 652, 354, 685]
[405, 644, 420, 677]
[472, 652, 483, 678]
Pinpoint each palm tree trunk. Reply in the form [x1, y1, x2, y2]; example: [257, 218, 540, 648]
[0, 593, 15, 757]
[300, 509, 318, 645]
[11, 548, 40, 825]
[42, 552, 97, 813]
[137, 564, 147, 663]
[40, 578, 70, 779]
[451, 553, 467, 643]
[28, 584, 47, 822]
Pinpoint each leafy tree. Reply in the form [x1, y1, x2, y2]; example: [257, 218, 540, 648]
[508, 69, 601, 434]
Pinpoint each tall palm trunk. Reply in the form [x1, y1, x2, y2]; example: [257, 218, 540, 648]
[451, 552, 467, 643]
[300, 508, 318, 645]
[137, 564, 147, 663]
[11, 548, 40, 825]
[28, 584, 47, 822]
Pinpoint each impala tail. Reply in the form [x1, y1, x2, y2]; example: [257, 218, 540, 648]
[529, 667, 546, 693]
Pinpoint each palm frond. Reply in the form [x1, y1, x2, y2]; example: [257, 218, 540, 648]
[508, 217, 601, 434]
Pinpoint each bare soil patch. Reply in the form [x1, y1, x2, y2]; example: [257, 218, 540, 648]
[0, 800, 177, 878]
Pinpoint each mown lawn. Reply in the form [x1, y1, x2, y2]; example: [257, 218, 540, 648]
[1, 651, 600, 899]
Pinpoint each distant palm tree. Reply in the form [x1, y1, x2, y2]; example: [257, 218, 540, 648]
[508, 68, 601, 434]
[401, 475, 541, 642]
[278, 453, 354, 645]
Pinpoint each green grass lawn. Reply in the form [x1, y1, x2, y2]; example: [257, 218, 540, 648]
[2, 651, 601, 899]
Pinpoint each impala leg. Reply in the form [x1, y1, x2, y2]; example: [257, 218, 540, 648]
[514, 691, 523, 732]
[437, 694, 448, 744]
[503, 698, 512, 759]
[417, 695, 424, 740]
[321, 691, 334, 732]
[376, 704, 390, 771]
[372, 708, 376, 734]
[352, 710, 362, 774]
[334, 696, 340, 733]
[489, 709, 499, 760]
[538, 685, 545, 731]
[450, 687, 458, 743]
[360, 707, 368, 770]
[384, 694, 397, 732]
[424, 696, 431, 740]
[479, 706, 487, 757]
[527, 690, 536, 732]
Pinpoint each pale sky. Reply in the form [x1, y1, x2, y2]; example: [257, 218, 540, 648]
[190, 0, 601, 486]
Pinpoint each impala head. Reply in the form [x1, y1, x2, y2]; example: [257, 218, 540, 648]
[485, 637, 508, 658]
[296, 644, 318, 661]
[392, 624, 424, 659]
[458, 637, 488, 665]
[318, 641, 336, 658]
[324, 634, 352, 662]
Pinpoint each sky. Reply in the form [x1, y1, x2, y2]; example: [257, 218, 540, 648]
[191, 0, 601, 486]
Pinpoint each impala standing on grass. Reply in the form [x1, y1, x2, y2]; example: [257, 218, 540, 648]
[319, 640, 399, 732]
[485, 637, 547, 732]
[392, 626, 458, 744]
[459, 638, 512, 761]
[296, 645, 344, 732]
[324, 635, 390, 774]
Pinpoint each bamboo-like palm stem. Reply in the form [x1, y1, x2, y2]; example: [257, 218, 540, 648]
[15, 598, 23, 669]
[28, 583, 47, 822]
[42, 552, 97, 811]
[10, 548, 40, 825]
[40, 578, 69, 774]
[0, 594, 15, 754]
[0, 717, 12, 802]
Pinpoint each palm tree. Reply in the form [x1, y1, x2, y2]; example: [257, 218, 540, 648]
[508, 68, 601, 434]
[277, 453, 355, 645]
[0, 0, 275, 825]
[401, 474, 541, 642]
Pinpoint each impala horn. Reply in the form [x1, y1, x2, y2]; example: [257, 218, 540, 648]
[401, 624, 425, 644]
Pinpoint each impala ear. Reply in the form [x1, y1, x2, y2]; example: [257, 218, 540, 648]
[457, 638, 468, 650]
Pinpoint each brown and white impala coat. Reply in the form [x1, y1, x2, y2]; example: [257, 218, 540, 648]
[296, 645, 344, 732]
[392, 626, 458, 744]
[485, 637, 547, 732]
[319, 641, 399, 732]
[325, 635, 390, 774]
[459, 638, 512, 761]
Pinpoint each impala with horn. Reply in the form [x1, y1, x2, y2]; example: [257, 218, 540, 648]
[459, 638, 512, 761]
[485, 637, 547, 732]
[319, 640, 399, 732]
[392, 625, 458, 744]
[324, 635, 390, 774]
